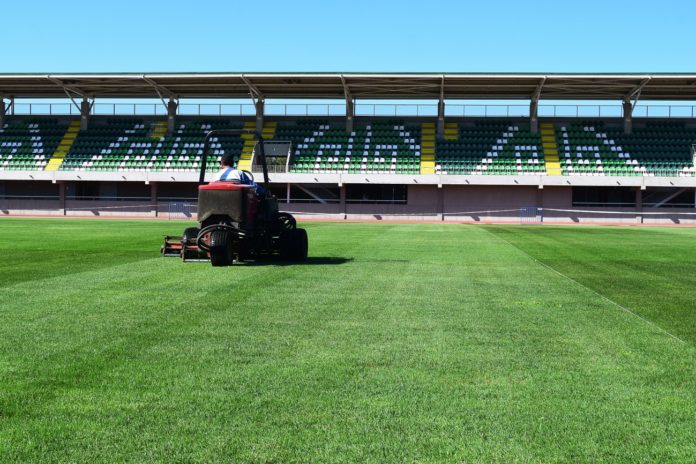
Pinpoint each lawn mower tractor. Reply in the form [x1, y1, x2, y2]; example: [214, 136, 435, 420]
[161, 129, 308, 266]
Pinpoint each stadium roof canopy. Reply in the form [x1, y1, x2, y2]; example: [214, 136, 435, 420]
[2, 73, 696, 100]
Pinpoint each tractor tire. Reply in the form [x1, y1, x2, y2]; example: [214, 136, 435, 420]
[275, 212, 297, 232]
[182, 227, 200, 244]
[280, 228, 308, 261]
[209, 230, 235, 266]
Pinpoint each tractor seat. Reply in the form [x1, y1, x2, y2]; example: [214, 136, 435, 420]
[199, 182, 252, 191]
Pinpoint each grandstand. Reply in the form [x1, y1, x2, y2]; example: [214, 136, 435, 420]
[2, 72, 696, 223]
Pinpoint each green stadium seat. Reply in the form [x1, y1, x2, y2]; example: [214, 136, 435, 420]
[435, 121, 546, 175]
[0, 119, 64, 171]
[3, 116, 695, 178]
[60, 119, 245, 173]
[559, 120, 695, 177]
[277, 120, 422, 175]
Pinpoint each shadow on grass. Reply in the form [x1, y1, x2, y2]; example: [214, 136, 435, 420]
[238, 256, 353, 267]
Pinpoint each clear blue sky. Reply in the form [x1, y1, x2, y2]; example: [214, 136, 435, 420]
[2, 0, 694, 73]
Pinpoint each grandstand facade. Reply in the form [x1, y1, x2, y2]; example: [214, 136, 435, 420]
[2, 73, 696, 223]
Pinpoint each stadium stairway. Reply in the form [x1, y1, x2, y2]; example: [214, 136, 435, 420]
[149, 121, 168, 139]
[420, 122, 436, 174]
[444, 122, 459, 141]
[237, 121, 277, 170]
[263, 121, 277, 139]
[236, 122, 256, 171]
[540, 122, 562, 176]
[45, 121, 80, 171]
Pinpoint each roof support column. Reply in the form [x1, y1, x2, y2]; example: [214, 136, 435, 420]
[340, 75, 354, 133]
[530, 99, 539, 134]
[255, 98, 265, 133]
[624, 77, 649, 135]
[167, 98, 178, 135]
[241, 75, 265, 133]
[436, 98, 446, 140]
[0, 98, 6, 127]
[436, 76, 445, 140]
[58, 181, 66, 216]
[530, 77, 545, 134]
[346, 96, 354, 133]
[623, 97, 633, 135]
[340, 184, 347, 220]
[150, 182, 159, 218]
[80, 98, 91, 131]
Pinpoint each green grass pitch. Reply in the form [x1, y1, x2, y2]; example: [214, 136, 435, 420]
[1, 218, 695, 462]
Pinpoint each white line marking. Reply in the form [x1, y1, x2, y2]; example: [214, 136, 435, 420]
[482, 227, 687, 345]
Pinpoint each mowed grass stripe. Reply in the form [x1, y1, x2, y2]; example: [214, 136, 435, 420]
[0, 221, 695, 462]
[0, 218, 193, 288]
[481, 225, 686, 344]
[486, 225, 696, 344]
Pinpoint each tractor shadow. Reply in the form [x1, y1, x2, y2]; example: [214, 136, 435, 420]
[239, 257, 353, 267]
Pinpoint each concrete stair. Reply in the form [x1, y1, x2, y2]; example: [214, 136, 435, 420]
[237, 121, 277, 170]
[420, 122, 436, 174]
[444, 122, 459, 141]
[44, 121, 80, 171]
[150, 121, 168, 139]
[540, 122, 562, 176]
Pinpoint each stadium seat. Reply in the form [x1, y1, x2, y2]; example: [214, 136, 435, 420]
[435, 121, 546, 175]
[559, 120, 696, 177]
[0, 119, 64, 171]
[277, 120, 421, 175]
[3, 116, 695, 178]
[59, 119, 245, 172]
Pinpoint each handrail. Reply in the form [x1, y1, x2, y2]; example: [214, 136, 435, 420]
[7, 102, 696, 118]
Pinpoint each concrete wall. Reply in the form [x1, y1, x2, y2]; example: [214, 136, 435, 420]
[341, 185, 439, 221]
[3, 182, 696, 225]
[443, 185, 539, 222]
[0, 199, 63, 216]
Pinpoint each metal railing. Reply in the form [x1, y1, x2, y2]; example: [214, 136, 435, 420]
[64, 196, 153, 201]
[8, 102, 696, 118]
[251, 165, 290, 174]
[573, 201, 696, 208]
[345, 198, 408, 205]
[0, 194, 60, 200]
[572, 202, 637, 207]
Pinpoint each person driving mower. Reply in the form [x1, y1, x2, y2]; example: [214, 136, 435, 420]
[215, 153, 264, 197]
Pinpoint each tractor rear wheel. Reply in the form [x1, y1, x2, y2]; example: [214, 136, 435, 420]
[280, 228, 308, 261]
[209, 230, 235, 266]
[182, 227, 200, 244]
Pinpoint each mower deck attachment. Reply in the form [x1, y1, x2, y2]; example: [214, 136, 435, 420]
[161, 236, 210, 262]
